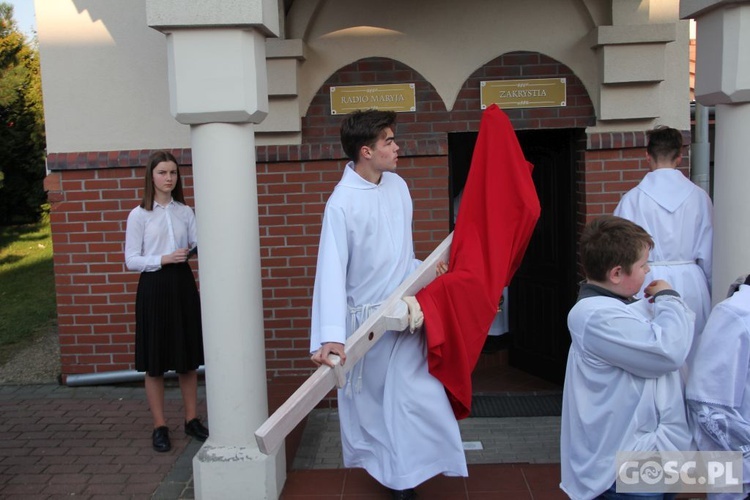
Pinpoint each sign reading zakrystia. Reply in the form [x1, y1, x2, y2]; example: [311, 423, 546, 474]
[481, 78, 567, 109]
[330, 84, 416, 114]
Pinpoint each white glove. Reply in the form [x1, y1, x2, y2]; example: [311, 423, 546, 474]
[401, 296, 424, 334]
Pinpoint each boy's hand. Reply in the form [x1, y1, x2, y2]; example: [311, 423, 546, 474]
[311, 342, 345, 367]
[402, 296, 424, 333]
[644, 279, 673, 302]
[436, 261, 448, 276]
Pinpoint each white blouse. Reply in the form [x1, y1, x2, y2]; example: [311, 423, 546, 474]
[124, 199, 197, 272]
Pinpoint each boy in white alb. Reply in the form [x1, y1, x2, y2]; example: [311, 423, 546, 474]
[310, 110, 467, 500]
[686, 274, 750, 500]
[560, 215, 695, 500]
[614, 126, 713, 338]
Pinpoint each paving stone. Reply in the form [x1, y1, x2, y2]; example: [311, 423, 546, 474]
[0, 383, 565, 499]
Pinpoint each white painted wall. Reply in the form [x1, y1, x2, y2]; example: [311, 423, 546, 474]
[35, 0, 190, 152]
[289, 0, 600, 116]
[35, 0, 690, 154]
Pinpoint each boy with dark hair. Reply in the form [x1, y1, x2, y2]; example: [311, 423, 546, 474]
[310, 109, 467, 500]
[615, 125, 713, 339]
[560, 215, 695, 500]
[646, 126, 684, 162]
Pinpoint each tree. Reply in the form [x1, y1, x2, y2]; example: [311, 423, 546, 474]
[0, 3, 46, 225]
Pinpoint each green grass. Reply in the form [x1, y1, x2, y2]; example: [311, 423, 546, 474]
[0, 208, 57, 364]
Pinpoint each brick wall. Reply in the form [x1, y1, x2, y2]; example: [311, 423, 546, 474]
[297, 52, 593, 150]
[44, 152, 196, 375]
[256, 157, 450, 381]
[46, 52, 598, 383]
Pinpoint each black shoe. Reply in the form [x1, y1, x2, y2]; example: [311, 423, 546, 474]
[185, 418, 209, 441]
[152, 426, 171, 452]
[390, 488, 417, 500]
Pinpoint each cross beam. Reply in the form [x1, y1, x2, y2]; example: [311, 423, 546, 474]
[254, 233, 453, 454]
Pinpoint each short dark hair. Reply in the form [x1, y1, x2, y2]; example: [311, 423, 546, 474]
[646, 126, 683, 163]
[340, 109, 397, 163]
[140, 150, 185, 210]
[580, 215, 654, 282]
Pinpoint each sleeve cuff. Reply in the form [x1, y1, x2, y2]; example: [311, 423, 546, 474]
[319, 325, 346, 346]
[654, 289, 680, 299]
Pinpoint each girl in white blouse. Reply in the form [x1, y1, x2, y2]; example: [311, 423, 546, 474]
[124, 150, 208, 452]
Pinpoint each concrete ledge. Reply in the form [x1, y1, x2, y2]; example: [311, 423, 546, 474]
[681, 0, 744, 19]
[146, 0, 280, 37]
[599, 83, 661, 120]
[257, 98, 302, 132]
[602, 44, 666, 83]
[266, 39, 306, 60]
[594, 23, 677, 45]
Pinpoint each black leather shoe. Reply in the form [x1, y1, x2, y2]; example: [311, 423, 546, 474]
[390, 488, 417, 500]
[185, 418, 209, 441]
[152, 426, 171, 452]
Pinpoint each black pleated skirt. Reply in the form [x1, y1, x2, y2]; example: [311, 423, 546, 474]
[135, 263, 204, 376]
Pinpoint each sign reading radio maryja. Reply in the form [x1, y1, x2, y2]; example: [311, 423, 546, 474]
[330, 83, 416, 115]
[480, 78, 566, 109]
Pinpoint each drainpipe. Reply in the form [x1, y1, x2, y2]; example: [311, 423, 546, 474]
[65, 365, 205, 387]
[691, 102, 711, 195]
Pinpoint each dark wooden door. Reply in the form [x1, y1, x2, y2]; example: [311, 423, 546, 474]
[447, 129, 578, 385]
[510, 129, 577, 384]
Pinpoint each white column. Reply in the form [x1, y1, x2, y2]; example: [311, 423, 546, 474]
[681, 0, 750, 303]
[190, 122, 285, 499]
[712, 103, 750, 301]
[146, 1, 284, 496]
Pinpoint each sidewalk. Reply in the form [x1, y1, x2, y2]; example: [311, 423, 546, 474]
[293, 409, 561, 469]
[0, 382, 568, 499]
[1, 383, 711, 500]
[284, 409, 564, 499]
[0, 383, 202, 499]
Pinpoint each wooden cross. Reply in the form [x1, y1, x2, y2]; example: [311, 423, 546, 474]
[254, 233, 453, 454]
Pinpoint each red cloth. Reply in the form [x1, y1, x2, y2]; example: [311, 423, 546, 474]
[415, 105, 541, 419]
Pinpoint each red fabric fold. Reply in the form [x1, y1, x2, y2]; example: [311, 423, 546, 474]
[416, 105, 541, 419]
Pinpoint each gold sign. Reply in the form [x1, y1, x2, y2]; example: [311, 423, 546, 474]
[330, 84, 416, 115]
[480, 78, 566, 109]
